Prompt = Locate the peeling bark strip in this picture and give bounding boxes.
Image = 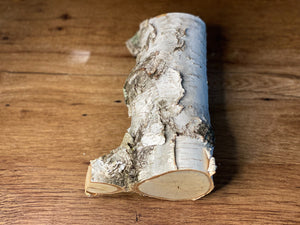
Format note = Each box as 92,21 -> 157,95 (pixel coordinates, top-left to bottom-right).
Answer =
85,13 -> 216,201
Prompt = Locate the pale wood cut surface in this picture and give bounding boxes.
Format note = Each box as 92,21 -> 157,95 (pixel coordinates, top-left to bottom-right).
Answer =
0,0 -> 299,224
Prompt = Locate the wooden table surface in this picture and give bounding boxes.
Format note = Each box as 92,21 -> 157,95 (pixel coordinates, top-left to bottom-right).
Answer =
0,0 -> 299,224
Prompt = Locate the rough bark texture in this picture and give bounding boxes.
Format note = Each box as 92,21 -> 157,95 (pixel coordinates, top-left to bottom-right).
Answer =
85,13 -> 216,200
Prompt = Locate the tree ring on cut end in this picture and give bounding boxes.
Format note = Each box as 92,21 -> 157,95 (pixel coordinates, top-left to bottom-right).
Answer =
85,165 -> 123,195
136,170 -> 213,201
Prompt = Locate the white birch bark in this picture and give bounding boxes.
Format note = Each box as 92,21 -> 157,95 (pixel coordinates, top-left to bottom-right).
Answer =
85,13 -> 216,200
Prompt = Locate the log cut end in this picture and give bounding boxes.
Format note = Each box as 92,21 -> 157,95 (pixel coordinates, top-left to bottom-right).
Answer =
136,170 -> 213,201
85,165 -> 123,196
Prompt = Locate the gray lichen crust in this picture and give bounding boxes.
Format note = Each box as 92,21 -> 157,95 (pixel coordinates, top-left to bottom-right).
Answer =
86,13 -> 216,199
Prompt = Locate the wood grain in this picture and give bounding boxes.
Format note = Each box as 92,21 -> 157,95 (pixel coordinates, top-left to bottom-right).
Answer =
0,0 -> 299,224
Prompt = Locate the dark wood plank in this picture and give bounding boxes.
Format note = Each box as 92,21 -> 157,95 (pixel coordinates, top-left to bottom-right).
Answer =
0,0 -> 299,224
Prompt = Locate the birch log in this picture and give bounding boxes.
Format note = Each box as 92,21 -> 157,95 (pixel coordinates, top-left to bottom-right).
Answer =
85,13 -> 216,201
